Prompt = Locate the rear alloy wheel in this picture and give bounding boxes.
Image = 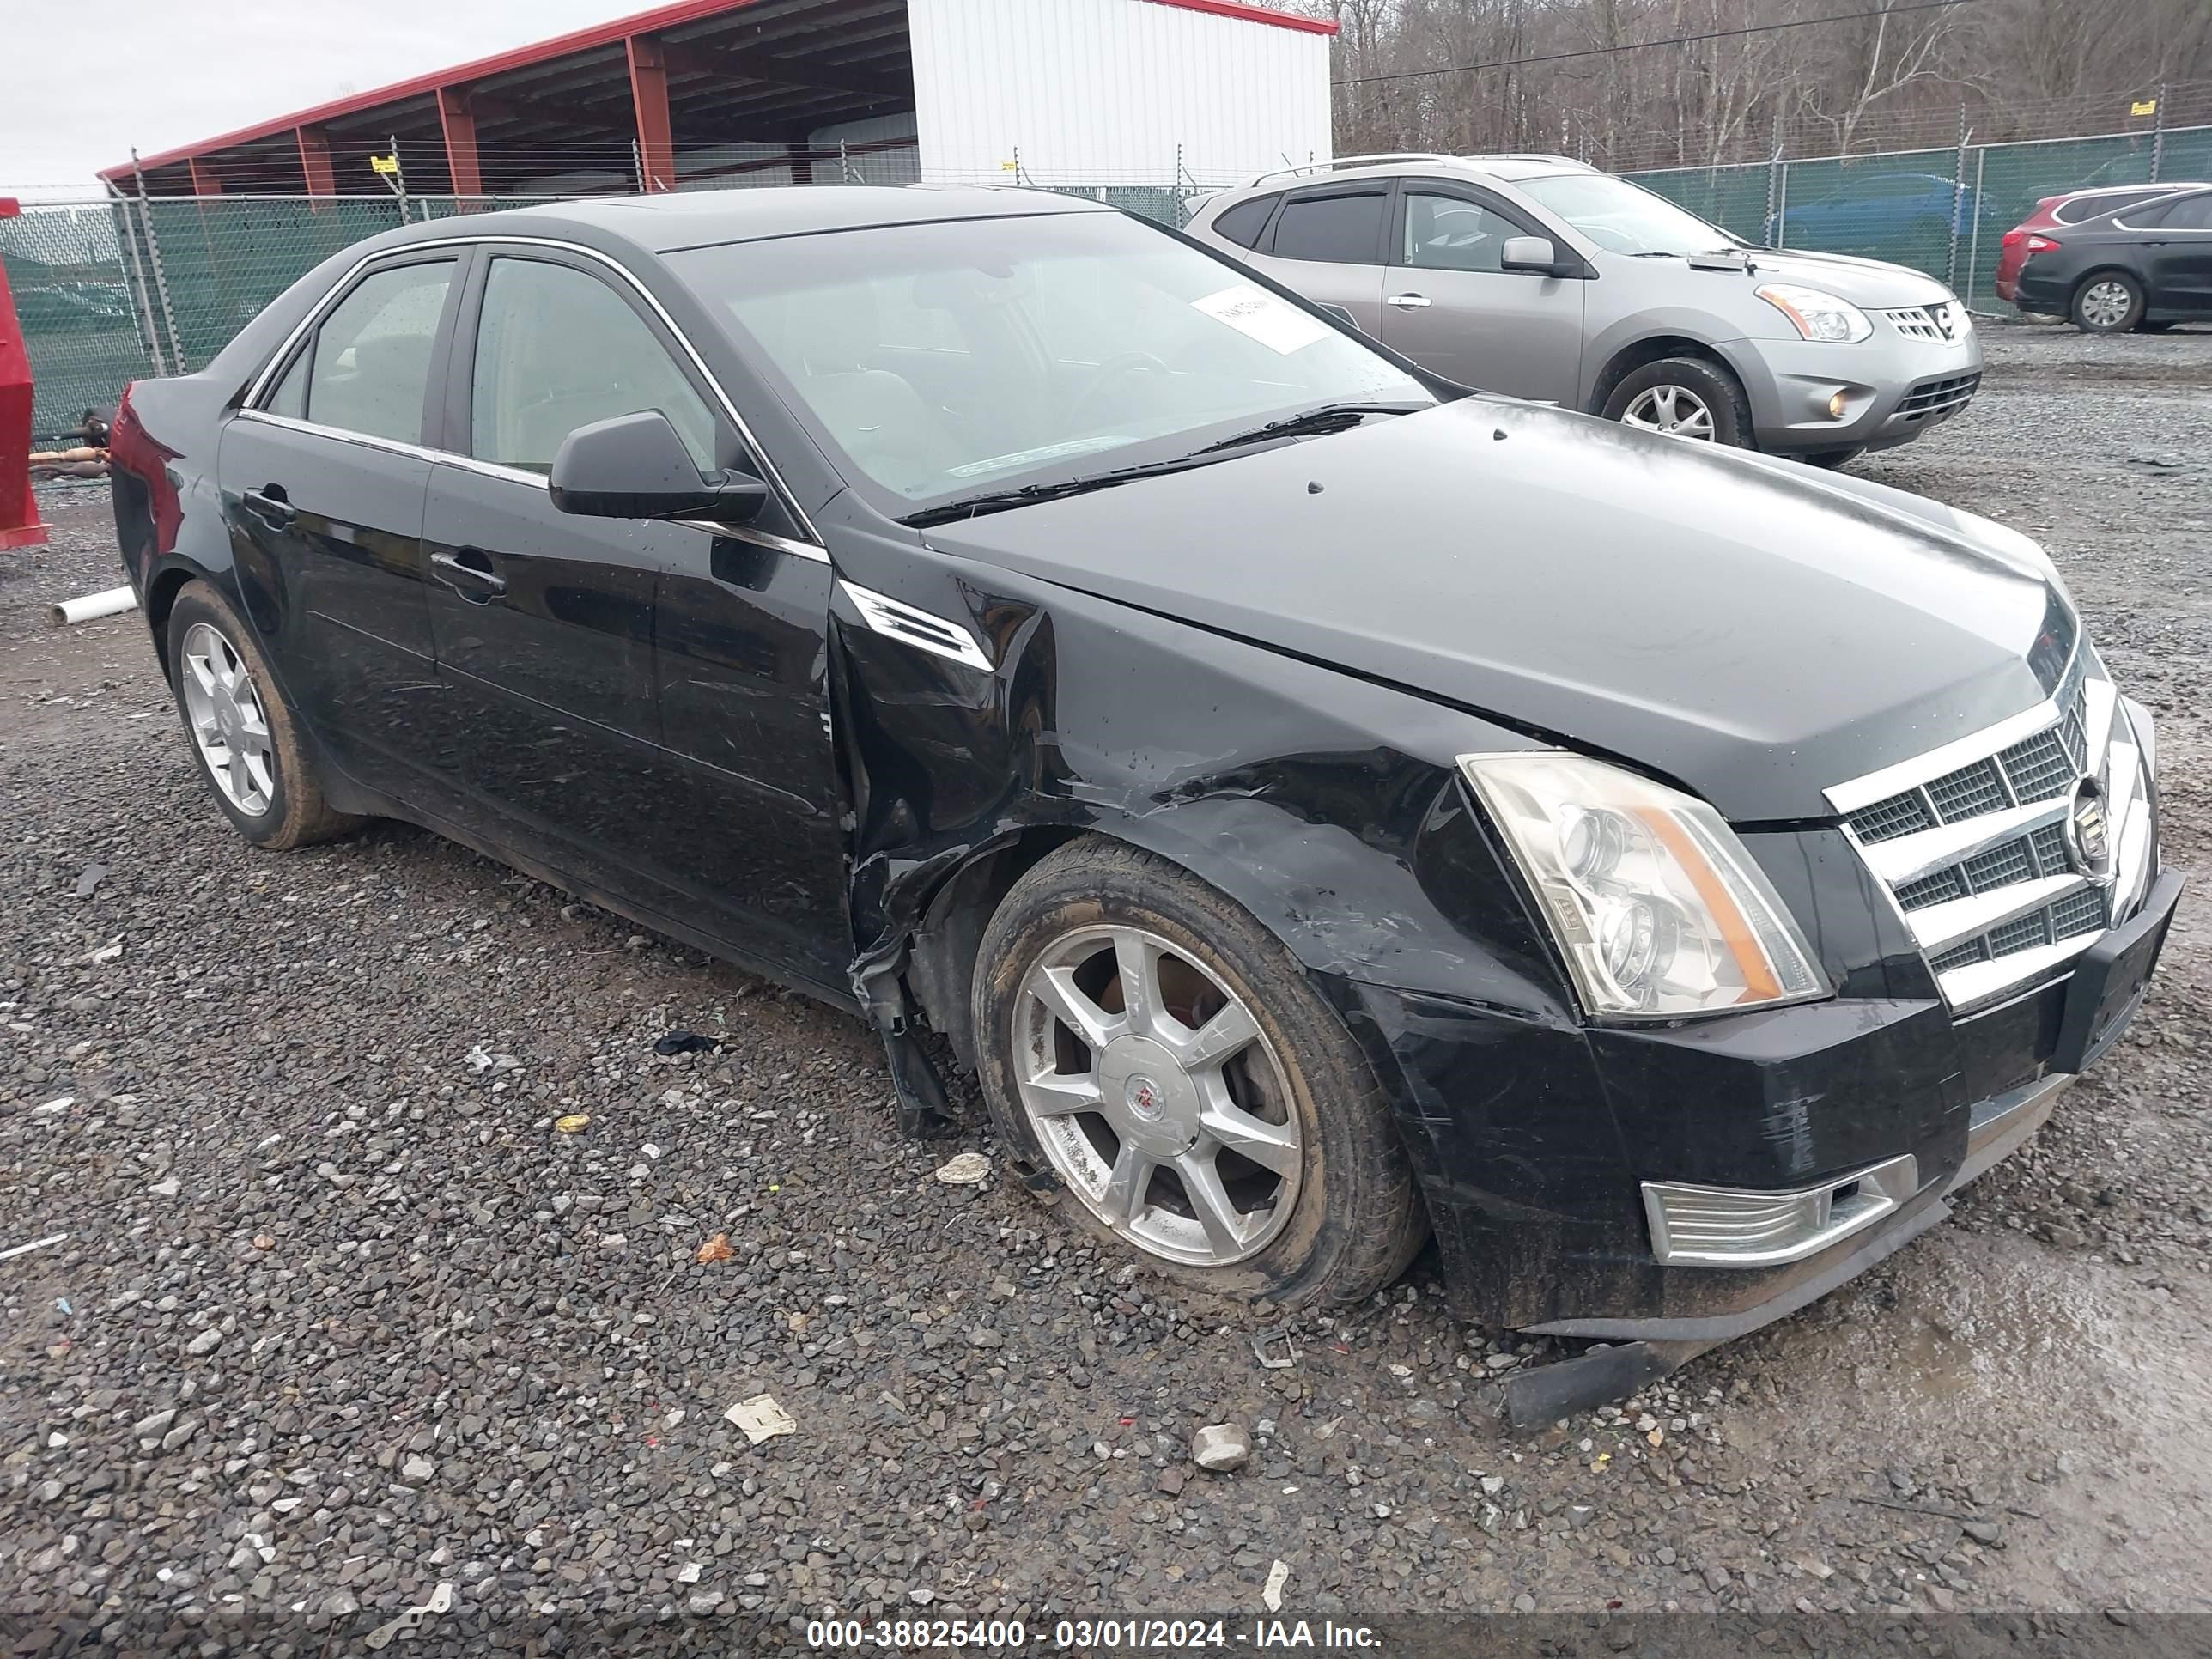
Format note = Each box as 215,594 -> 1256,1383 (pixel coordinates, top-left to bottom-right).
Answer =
2072,273 -> 2144,333
973,838 -> 1425,1306
167,580 -> 361,849
1601,356 -> 1751,447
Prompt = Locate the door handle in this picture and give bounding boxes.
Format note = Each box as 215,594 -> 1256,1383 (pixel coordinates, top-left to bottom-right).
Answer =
242,485 -> 295,529
430,548 -> 507,602
1386,292 -> 1432,310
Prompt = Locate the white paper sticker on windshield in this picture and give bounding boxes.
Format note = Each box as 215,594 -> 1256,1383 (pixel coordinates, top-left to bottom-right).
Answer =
1192,284 -> 1333,356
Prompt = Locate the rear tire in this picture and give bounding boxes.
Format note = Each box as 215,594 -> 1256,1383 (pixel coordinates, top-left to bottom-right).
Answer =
972,837 -> 1426,1308
2071,272 -> 2145,333
1601,356 -> 1752,447
167,580 -> 361,850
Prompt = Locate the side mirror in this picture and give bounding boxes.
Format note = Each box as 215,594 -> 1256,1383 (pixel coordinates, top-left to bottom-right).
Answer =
1500,235 -> 1576,278
550,410 -> 767,523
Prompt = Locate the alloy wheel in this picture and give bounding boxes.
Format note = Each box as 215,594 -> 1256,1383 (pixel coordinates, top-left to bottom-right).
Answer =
1620,383 -> 1717,439
2078,280 -> 2134,331
179,622 -> 276,817
1012,924 -> 1303,1267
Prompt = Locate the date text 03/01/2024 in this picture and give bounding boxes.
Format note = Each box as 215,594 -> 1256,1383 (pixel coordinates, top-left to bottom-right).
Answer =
803,1618 -> 1386,1650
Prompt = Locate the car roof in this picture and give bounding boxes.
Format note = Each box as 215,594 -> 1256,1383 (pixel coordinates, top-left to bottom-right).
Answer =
2059,180 -> 2209,197
387,185 -> 1109,256
1236,153 -> 1599,192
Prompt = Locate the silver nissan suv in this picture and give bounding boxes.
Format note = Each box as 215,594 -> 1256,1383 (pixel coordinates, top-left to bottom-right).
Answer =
1186,153 -> 1983,465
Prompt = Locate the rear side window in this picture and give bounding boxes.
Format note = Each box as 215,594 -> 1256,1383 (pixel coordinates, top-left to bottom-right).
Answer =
303,260 -> 454,444
1210,195 -> 1278,249
1270,191 -> 1386,264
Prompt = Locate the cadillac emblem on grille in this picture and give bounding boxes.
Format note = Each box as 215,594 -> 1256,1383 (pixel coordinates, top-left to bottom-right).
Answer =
2065,778 -> 2112,879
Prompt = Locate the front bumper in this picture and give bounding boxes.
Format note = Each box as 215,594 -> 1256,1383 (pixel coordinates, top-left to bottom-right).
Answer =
1348,866 -> 2181,1343
1718,328 -> 1984,454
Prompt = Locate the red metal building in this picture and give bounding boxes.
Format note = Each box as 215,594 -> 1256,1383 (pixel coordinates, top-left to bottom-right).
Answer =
99,0 -> 1335,200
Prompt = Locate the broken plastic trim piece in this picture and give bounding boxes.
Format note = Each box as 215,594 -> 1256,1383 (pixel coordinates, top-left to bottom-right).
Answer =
1498,1339 -> 1716,1430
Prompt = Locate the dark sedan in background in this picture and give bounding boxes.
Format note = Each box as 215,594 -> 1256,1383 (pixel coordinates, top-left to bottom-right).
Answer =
105,185 -> 2177,1413
2003,183 -> 2212,331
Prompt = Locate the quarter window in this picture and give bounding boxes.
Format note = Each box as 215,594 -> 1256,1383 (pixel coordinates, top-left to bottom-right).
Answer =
302,259 -> 454,443
469,258 -> 717,473
1269,191 -> 1386,264
1401,191 -> 1525,272
1210,195 -> 1279,250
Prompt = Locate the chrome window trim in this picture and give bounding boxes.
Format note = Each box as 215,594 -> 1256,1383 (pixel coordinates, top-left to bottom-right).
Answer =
232,409 -> 830,564
837,580 -> 994,672
237,232 -> 825,552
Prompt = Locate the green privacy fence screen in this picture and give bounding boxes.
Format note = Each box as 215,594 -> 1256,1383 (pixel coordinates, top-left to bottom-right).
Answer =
1,200 -> 156,443
1626,124 -> 2212,307
6,126 -> 2209,441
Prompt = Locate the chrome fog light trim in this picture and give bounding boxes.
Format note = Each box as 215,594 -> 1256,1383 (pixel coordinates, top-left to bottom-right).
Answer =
1643,1153 -> 1919,1267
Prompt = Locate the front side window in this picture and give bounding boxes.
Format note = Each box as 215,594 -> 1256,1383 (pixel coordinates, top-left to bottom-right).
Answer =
667,210 -> 1431,509
1270,190 -> 1386,264
1401,191 -> 1526,272
1516,173 -> 1738,258
303,259 -> 454,443
470,257 -> 717,473
2158,191 -> 2212,230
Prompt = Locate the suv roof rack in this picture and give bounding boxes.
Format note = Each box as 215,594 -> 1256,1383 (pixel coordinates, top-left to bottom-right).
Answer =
1246,153 -> 1456,186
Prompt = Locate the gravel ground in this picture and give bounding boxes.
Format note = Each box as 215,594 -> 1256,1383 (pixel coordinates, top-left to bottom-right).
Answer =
3,325 -> 2209,1647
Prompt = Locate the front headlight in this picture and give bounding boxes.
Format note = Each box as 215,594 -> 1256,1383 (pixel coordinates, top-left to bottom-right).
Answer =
1459,752 -> 1830,1018
1756,283 -> 1872,343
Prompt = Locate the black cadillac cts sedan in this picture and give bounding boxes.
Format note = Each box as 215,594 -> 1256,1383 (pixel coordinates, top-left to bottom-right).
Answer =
110,187 -> 2178,1378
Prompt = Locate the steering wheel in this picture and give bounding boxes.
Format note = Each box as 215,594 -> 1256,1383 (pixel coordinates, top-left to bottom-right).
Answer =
1067,350 -> 1173,427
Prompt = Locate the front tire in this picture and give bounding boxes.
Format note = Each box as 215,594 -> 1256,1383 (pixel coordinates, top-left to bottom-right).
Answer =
167,580 -> 360,849
2071,272 -> 2145,333
972,838 -> 1425,1307
1601,356 -> 1752,447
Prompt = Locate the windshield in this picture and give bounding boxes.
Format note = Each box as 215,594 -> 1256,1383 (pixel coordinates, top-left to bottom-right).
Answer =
1516,173 -> 1741,257
665,210 -> 1431,512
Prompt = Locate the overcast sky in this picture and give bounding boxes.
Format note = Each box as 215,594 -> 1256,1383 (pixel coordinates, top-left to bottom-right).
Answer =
3,0 -> 641,196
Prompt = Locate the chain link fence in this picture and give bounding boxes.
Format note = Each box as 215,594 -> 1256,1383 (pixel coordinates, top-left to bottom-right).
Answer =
0,200 -> 158,442
7,118 -> 2211,441
1626,123 -> 2212,307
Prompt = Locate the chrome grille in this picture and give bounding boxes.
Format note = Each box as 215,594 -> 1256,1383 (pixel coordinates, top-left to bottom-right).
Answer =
1881,304 -> 1957,339
1924,759 -> 2008,822
1829,664 -> 2158,1012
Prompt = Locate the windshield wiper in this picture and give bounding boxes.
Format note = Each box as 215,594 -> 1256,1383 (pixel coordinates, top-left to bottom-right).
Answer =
1188,400 -> 1425,457
902,453 -> 1224,526
902,403 -> 1427,526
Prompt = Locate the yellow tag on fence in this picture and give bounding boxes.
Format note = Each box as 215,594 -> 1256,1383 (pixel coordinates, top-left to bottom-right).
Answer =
370,154 -> 399,175
2131,99 -> 2158,117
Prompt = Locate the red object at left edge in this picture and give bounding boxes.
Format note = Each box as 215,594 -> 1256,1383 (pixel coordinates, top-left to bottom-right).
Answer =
0,196 -> 55,551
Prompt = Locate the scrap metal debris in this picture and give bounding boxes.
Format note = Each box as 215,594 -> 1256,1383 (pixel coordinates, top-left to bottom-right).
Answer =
696,1232 -> 735,1265
1251,1328 -> 1299,1370
1261,1559 -> 1290,1613
365,1582 -> 454,1650
0,1232 -> 69,1262
725,1393 -> 797,1445
933,1152 -> 991,1186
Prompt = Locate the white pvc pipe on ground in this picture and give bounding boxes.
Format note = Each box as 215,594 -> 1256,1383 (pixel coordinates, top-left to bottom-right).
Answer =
49,586 -> 138,628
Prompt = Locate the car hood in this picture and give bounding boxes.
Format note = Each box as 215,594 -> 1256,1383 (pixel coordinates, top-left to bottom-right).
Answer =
1741,246 -> 1956,305
920,400 -> 2072,821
